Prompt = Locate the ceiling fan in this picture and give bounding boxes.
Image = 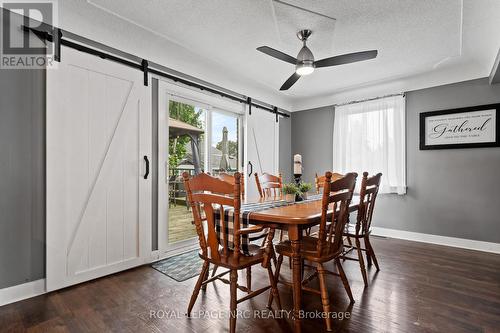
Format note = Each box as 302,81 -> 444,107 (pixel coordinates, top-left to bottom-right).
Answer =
257,29 -> 378,90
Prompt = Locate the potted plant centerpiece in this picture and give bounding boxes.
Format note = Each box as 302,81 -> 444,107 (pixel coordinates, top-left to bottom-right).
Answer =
282,183 -> 299,202
298,182 -> 313,200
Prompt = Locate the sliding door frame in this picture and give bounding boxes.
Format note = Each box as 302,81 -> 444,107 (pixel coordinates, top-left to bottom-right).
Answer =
156,79 -> 244,257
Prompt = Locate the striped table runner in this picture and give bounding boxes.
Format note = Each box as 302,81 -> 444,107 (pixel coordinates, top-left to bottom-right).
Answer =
214,193 -> 324,255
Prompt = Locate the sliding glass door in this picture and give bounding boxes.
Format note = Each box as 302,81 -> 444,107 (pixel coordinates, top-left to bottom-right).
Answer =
157,82 -> 243,255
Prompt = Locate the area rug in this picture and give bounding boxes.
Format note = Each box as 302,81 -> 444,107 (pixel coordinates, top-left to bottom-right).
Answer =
152,249 -> 206,282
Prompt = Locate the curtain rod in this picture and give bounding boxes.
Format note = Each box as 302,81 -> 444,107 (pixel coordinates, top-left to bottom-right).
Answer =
333,92 -> 405,107
23,25 -> 290,119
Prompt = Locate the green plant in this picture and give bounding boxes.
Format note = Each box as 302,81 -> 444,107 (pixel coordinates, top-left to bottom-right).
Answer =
168,100 -> 204,169
298,182 -> 313,194
282,183 -> 299,195
216,140 -> 238,158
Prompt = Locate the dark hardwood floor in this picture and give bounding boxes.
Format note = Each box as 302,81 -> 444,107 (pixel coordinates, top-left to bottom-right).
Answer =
1,237 -> 500,333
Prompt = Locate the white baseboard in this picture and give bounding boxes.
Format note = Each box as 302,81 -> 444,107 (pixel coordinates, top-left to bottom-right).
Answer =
1,245 -> 198,307
371,227 -> 500,254
0,279 -> 46,307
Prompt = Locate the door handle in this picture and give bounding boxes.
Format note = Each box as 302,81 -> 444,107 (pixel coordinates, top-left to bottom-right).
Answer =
144,156 -> 150,179
247,161 -> 253,177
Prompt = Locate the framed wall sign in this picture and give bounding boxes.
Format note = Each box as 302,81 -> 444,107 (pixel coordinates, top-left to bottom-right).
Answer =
420,103 -> 500,150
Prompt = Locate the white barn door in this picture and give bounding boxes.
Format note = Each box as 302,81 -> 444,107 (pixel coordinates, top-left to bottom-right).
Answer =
46,47 -> 151,291
245,109 -> 279,200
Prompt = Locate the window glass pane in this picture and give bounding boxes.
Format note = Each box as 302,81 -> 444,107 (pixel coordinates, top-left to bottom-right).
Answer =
210,111 -> 239,176
167,100 -> 205,244
168,100 -> 206,177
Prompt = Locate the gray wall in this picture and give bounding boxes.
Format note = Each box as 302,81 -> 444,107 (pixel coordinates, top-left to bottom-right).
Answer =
291,106 -> 334,184
0,11 -> 46,288
292,78 -> 500,243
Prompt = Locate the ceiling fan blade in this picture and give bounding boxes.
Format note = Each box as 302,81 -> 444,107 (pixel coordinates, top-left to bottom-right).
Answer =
314,50 -> 378,68
257,46 -> 297,65
280,73 -> 300,91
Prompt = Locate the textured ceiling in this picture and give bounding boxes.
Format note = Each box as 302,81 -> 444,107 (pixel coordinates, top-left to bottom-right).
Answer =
271,0 -> 337,54
86,0 -> 500,110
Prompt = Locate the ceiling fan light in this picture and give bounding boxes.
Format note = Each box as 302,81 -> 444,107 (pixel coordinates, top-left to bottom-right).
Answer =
296,62 -> 314,76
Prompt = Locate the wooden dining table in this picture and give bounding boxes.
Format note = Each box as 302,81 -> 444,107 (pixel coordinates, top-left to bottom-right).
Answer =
243,196 -> 359,333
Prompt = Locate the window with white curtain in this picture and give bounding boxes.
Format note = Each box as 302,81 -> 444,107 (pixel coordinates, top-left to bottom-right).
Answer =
332,95 -> 406,194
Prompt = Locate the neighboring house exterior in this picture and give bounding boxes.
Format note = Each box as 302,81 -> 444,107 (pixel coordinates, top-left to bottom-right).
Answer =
177,144 -> 238,173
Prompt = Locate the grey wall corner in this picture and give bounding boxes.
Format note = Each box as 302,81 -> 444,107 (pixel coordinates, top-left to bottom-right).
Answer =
489,48 -> 500,85
291,106 -> 335,184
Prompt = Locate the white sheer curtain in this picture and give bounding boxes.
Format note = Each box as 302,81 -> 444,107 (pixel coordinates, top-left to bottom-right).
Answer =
332,95 -> 406,194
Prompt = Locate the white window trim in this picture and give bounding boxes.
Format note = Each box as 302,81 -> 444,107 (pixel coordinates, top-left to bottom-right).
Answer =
156,79 -> 244,255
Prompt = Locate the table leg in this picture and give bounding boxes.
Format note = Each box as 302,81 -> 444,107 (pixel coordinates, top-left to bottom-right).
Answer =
289,225 -> 302,333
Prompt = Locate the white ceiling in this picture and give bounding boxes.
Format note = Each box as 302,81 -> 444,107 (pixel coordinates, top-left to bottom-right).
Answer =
86,0 -> 500,111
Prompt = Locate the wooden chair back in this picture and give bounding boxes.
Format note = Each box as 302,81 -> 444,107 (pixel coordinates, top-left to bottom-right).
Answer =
218,172 -> 245,199
183,172 -> 242,262
315,172 -> 344,193
254,172 -> 283,198
355,172 -> 382,235
316,172 -> 357,257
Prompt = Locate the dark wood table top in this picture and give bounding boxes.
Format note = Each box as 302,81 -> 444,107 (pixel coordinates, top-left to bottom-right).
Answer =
243,195 -> 359,226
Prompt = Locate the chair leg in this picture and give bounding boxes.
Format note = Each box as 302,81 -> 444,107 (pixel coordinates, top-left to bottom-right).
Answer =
317,263 -> 332,331
266,264 -> 282,310
335,258 -> 355,303
279,230 -> 284,242
268,254 -> 283,308
365,236 -> 380,271
272,249 -> 278,268
211,264 -> 219,277
187,261 -> 209,316
229,269 -> 238,333
201,263 -> 210,291
343,236 -> 352,262
355,237 -> 368,286
300,259 -> 305,280
246,267 -> 252,293
265,227 -> 278,268
260,234 -> 267,247
364,237 -> 372,268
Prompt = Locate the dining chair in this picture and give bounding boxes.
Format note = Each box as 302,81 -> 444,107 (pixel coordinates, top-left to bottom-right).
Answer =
255,172 -> 283,198
213,172 -> 266,291
315,172 -> 344,193
218,172 -> 245,200
272,172 -> 357,331
255,172 -> 287,243
341,172 -> 382,286
183,172 -> 281,333
307,172 -> 344,236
